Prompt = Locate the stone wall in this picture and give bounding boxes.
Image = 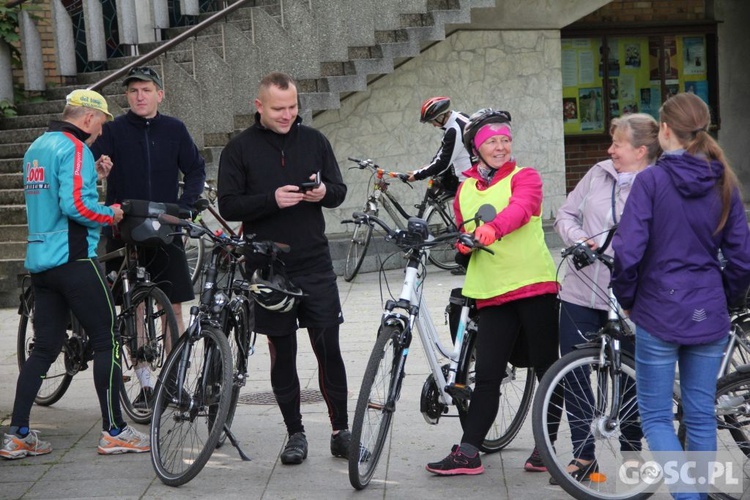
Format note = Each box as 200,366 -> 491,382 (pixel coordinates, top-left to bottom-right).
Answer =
314,29 -> 566,234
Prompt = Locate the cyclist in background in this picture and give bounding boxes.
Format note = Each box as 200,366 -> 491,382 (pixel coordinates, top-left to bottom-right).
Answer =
408,96 -> 471,194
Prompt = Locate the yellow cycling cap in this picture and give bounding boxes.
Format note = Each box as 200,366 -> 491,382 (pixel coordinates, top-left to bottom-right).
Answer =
66,89 -> 114,121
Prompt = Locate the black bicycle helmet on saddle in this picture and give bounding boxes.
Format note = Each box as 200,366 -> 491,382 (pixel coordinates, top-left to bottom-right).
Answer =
248,265 -> 304,313
462,108 -> 512,159
420,96 -> 451,123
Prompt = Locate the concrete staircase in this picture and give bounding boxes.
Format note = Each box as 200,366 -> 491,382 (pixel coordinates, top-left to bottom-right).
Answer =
0,0 -> 497,306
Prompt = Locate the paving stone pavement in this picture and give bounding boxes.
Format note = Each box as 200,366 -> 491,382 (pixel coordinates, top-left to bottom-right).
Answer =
0,263 -> 739,499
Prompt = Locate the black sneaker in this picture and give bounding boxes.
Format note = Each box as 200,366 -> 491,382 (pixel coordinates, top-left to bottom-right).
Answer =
524,446 -> 547,472
331,430 -> 371,461
330,430 -> 351,458
132,387 -> 154,410
280,432 -> 307,465
426,445 -> 484,475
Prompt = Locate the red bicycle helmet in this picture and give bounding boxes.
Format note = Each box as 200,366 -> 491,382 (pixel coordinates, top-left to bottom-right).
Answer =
420,96 -> 451,123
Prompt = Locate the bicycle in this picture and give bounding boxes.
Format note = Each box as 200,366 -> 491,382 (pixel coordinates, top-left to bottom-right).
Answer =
181,181 -> 244,285
531,230 -> 750,500
343,157 -> 460,281
345,206 -> 536,490
150,206 -> 284,487
17,204 -> 181,425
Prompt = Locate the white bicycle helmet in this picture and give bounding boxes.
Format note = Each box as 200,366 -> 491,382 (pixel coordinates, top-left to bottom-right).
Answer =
248,265 -> 304,313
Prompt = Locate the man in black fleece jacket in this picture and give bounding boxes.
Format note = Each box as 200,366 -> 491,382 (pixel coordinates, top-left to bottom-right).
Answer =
218,71 -> 350,465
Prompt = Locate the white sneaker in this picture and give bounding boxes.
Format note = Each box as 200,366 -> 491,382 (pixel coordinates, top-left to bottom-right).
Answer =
97,426 -> 150,455
0,430 -> 52,459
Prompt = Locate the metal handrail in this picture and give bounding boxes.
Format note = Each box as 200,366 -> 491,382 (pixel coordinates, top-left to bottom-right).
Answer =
88,0 -> 254,92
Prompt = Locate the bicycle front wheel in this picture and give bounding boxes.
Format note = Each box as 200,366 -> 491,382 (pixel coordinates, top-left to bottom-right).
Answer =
532,348 -> 652,500
344,220 -> 373,282
456,330 -> 535,452
184,234 -> 204,286
119,285 -> 180,424
17,287 -> 74,406
150,325 -> 233,487
349,325 -> 407,490
424,194 -> 459,271
716,369 -> 750,460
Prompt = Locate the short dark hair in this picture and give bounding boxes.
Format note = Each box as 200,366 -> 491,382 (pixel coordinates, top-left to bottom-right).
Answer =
259,72 -> 296,92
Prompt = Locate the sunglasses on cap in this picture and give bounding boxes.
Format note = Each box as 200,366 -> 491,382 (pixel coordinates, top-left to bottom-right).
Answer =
123,67 -> 163,88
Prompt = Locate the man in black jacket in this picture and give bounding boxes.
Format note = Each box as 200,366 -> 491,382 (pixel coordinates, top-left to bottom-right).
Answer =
92,66 -> 206,406
218,71 -> 350,465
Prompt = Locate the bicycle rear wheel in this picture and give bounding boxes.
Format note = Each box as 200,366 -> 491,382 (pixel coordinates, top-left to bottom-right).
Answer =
716,369 -> 750,460
344,219 -> 373,282
456,329 -> 536,452
17,286 -> 74,406
216,297 -> 253,448
119,285 -> 180,424
150,325 -> 233,487
424,194 -> 459,271
532,348 -> 652,500
349,325 -> 406,490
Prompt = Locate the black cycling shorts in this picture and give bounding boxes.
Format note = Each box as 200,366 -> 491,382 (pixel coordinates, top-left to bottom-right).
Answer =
253,269 -> 343,336
105,236 -> 195,304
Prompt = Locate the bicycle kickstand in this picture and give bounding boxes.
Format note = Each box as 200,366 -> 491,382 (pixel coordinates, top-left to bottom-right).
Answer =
223,424 -> 252,461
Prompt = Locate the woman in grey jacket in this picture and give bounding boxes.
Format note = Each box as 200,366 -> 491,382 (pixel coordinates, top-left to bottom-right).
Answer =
551,113 -> 660,482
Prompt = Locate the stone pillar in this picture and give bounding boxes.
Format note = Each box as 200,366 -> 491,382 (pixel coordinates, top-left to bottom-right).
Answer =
116,0 -> 139,45
180,0 -> 200,16
18,11 -> 45,92
51,0 -> 76,77
133,0 -> 156,44
152,0 -> 169,41
0,41 -> 13,104
83,0 -> 107,62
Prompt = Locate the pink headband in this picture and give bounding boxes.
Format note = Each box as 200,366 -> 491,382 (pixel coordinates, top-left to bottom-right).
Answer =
474,123 -> 512,149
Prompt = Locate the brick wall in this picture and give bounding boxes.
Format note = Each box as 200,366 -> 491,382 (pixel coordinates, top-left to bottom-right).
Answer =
563,0 -> 710,193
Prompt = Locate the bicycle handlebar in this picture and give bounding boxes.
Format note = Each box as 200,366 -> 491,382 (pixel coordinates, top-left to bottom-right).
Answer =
561,225 -> 617,271
348,157 -> 411,184
343,211 -> 494,255
157,213 -> 288,258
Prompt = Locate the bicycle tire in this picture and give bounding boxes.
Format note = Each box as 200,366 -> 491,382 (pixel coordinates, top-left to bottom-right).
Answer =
715,369 -> 750,460
532,348 -> 653,500
349,325 -> 406,490
150,325 -> 233,487
424,194 -> 459,271
17,287 -> 74,406
184,234 -> 204,285
456,328 -> 536,452
344,219 -> 374,282
217,297 -> 253,448
119,285 -> 180,424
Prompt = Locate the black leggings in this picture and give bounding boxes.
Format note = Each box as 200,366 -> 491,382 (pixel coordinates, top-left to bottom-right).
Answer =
461,293 -> 562,447
267,325 -> 348,435
12,259 -> 125,432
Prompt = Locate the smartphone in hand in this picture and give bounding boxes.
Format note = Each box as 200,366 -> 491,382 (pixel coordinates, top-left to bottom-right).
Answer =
297,171 -> 321,192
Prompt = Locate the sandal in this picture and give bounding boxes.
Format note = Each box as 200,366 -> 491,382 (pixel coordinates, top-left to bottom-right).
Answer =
549,458 -> 598,485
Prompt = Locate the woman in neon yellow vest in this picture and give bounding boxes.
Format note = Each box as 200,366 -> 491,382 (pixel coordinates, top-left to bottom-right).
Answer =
426,109 -> 560,476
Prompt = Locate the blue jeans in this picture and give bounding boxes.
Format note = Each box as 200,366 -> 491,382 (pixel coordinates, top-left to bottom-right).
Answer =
635,327 -> 727,500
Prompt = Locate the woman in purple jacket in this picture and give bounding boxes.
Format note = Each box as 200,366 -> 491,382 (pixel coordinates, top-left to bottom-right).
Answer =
612,92 -> 750,497
554,113 -> 660,482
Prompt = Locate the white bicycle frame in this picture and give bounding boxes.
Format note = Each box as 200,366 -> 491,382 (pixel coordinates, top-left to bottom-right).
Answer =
392,257 -> 470,408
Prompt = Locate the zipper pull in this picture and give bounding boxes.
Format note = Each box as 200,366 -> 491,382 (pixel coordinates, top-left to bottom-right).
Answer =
281,150 -> 285,167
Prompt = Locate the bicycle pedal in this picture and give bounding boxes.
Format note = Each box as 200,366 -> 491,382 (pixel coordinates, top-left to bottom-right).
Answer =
445,383 -> 472,401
